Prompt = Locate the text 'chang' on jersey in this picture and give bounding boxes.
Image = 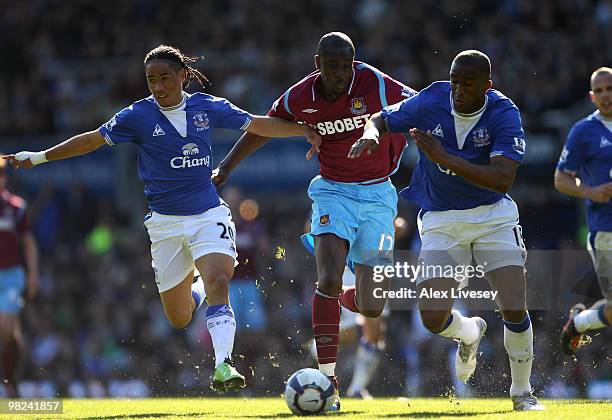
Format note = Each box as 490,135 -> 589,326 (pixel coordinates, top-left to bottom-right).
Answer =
99,92 -> 252,216
382,81 -> 526,211
269,61 -> 417,183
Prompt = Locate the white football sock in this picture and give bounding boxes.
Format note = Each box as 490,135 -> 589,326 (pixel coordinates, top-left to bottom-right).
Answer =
438,310 -> 480,344
319,363 -> 336,377
504,322 -> 533,396
205,304 -> 236,367
574,309 -> 606,333
348,339 -> 381,393
191,277 -> 206,312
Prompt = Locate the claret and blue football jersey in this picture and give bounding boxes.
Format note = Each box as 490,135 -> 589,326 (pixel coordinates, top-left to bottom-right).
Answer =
381,81 -> 526,211
557,111 -> 612,232
99,92 -> 252,216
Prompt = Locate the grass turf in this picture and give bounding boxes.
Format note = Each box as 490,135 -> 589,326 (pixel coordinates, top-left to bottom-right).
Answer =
0,397 -> 610,419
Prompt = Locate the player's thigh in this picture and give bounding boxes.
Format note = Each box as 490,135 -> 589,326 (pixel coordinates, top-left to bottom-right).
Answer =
145,213 -> 195,293
308,176 -> 359,250
159,270 -> 195,328
350,191 -> 396,266
0,312 -> 20,341
416,227 -> 471,285
314,233 -> 349,294
589,231 -> 612,305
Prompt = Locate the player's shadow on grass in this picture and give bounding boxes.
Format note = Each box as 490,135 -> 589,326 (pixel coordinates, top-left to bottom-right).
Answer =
381,411 -> 510,418
234,411 -> 365,418
81,413 -> 207,419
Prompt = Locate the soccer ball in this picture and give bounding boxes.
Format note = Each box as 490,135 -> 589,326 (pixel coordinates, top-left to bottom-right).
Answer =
284,368 -> 335,415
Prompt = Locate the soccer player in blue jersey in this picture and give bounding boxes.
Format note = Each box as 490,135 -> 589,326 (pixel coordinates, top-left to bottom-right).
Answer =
555,67 -> 612,355
3,45 -> 320,392
350,50 -> 544,411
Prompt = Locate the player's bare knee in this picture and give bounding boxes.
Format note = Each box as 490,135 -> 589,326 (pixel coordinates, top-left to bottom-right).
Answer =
166,311 -> 192,329
206,273 -> 231,297
501,309 -> 527,323
317,273 -> 342,296
420,310 -> 449,333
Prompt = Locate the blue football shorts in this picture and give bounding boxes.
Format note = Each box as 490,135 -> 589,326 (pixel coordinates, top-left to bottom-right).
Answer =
0,266 -> 26,314
306,175 -> 397,267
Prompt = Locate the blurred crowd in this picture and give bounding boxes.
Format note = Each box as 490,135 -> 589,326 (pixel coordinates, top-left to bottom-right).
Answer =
1,0 -> 611,135
0,0 -> 611,399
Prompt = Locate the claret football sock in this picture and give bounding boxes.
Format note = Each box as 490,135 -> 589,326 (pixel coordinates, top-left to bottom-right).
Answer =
339,286 -> 360,313
313,289 -> 341,377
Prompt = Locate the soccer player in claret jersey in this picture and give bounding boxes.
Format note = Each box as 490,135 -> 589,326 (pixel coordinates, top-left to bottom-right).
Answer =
0,157 -> 39,397
555,67 -> 612,355
351,50 -> 544,411
2,45 -> 320,393
213,32 -> 416,410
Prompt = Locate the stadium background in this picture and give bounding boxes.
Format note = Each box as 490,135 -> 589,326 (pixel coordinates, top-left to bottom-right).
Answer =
0,0 -> 610,399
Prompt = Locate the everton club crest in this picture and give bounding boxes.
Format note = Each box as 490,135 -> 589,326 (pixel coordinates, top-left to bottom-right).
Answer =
471,127 -> 491,147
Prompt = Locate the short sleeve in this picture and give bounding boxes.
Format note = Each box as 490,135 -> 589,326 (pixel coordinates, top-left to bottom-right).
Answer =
489,105 -> 526,164
267,91 -> 297,121
557,124 -> 588,174
384,75 -> 417,106
215,98 -> 253,131
98,105 -> 139,146
381,93 -> 421,133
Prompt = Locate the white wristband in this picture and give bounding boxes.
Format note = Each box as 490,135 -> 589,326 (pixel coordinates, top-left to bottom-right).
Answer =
15,151 -> 47,166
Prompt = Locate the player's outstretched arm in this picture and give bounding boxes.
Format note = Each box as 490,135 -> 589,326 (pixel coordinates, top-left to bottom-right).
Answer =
554,169 -> 612,203
2,130 -> 107,169
410,128 -> 518,193
348,112 -> 387,159
213,132 -> 272,187
247,116 -> 321,149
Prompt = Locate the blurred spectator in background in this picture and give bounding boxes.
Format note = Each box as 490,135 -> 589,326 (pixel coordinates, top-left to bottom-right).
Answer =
0,156 -> 39,397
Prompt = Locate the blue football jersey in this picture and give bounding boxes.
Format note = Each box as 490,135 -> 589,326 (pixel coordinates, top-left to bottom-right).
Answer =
99,92 -> 252,215
557,111 -> 612,232
381,81 -> 525,211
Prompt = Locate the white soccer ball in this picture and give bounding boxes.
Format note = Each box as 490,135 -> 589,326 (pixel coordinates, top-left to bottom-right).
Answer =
284,368 -> 335,415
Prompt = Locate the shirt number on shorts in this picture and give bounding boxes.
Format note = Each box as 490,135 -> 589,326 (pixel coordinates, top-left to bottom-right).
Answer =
513,225 -> 526,251
217,222 -> 235,241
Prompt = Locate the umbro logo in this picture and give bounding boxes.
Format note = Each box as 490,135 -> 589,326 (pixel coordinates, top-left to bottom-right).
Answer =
432,124 -> 444,138
153,124 -> 165,137
600,137 -> 611,148
316,336 -> 333,344
302,108 -> 318,113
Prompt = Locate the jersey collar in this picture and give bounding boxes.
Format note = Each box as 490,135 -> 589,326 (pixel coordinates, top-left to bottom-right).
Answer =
311,68 -> 356,102
156,92 -> 187,111
595,110 -> 612,123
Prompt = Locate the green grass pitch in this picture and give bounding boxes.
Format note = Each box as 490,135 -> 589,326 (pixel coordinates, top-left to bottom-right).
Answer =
1,397 -> 610,419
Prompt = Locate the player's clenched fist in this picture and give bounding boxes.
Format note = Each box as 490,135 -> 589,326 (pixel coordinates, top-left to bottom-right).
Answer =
1,152 -> 47,170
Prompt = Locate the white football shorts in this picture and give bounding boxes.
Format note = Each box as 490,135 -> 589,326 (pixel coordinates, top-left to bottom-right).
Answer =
144,203 -> 238,293
587,231 -> 612,304
416,197 -> 526,285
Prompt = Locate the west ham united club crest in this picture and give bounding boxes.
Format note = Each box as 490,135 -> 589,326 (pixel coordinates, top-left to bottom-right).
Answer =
193,112 -> 209,131
350,97 -> 367,115
471,127 -> 490,147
